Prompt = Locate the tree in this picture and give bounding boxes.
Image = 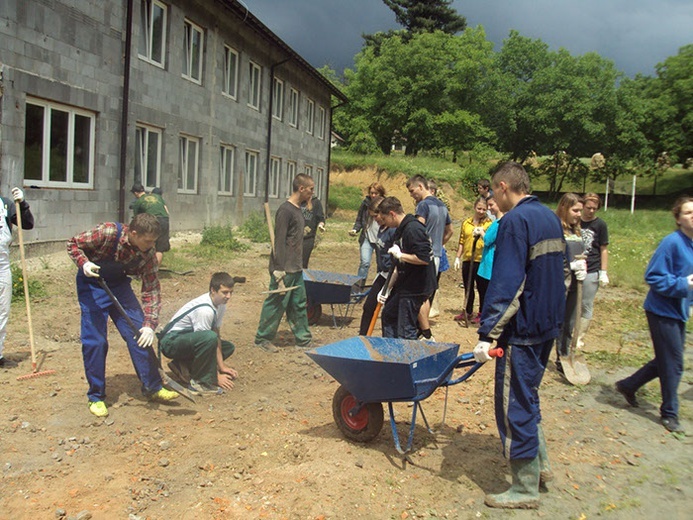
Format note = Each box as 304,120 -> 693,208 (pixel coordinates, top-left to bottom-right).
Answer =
382,0 -> 466,34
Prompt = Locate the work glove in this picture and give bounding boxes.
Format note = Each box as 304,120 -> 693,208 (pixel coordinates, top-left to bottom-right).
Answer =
599,270 -> 609,287
388,244 -> 403,260
377,287 -> 390,305
304,226 -> 311,236
453,257 -> 461,271
570,259 -> 587,281
473,226 -> 485,238
137,327 -> 155,348
318,222 -> 325,232
473,341 -> 493,363
11,187 -> 24,202
348,229 -> 358,237
83,261 -> 101,278
272,270 -> 286,283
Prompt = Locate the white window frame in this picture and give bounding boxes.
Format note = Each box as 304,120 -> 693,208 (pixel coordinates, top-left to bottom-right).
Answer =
135,124 -> 162,190
138,0 -> 167,68
288,88 -> 299,128
272,78 -> 284,120
23,98 -> 95,189
222,45 -> 239,99
285,160 -> 297,198
317,106 -> 326,140
219,144 -> 235,195
269,156 -> 282,198
306,98 -> 315,135
182,19 -> 204,83
315,167 -> 325,198
244,150 -> 259,196
178,134 -> 200,193
248,61 -> 261,110
305,165 -> 313,178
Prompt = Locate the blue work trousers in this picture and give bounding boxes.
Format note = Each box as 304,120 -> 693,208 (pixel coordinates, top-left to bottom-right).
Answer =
494,339 -> 554,460
77,273 -> 162,402
381,291 -> 428,339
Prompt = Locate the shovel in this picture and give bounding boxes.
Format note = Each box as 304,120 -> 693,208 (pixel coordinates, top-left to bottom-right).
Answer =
562,278 -> 591,385
365,259 -> 398,336
96,278 -> 197,403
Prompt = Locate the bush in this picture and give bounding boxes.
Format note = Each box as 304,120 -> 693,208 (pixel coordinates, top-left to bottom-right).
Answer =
238,212 -> 270,243
11,263 -> 46,303
200,225 -> 248,251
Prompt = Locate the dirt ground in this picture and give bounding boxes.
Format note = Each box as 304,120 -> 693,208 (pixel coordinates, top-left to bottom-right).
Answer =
1,175 -> 691,520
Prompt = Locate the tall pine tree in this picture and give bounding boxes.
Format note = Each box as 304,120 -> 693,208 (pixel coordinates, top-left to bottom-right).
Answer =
383,0 -> 466,34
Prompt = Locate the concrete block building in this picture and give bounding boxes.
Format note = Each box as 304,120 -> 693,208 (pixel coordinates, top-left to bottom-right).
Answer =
0,0 -> 345,244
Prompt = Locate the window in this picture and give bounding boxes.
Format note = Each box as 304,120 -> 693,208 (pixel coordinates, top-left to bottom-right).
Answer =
183,19 -> 204,83
244,150 -> 258,196
135,124 -> 162,190
272,78 -> 284,120
248,61 -> 261,110
317,106 -> 326,139
305,165 -> 313,177
219,144 -> 235,195
306,98 -> 315,135
288,88 -> 299,128
138,0 -> 167,67
24,98 -> 95,188
269,157 -> 281,198
222,45 -> 239,99
178,135 -> 199,193
285,160 -> 297,197
315,167 -> 325,197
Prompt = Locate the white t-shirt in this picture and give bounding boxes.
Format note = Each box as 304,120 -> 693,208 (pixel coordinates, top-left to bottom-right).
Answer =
168,293 -> 225,333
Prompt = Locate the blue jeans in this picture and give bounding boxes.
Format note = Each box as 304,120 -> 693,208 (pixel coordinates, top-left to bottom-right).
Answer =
581,271 -> 600,320
357,239 -> 375,282
619,311 -> 686,419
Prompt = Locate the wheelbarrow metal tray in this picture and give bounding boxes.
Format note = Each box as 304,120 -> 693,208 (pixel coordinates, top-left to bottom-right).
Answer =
306,337 -> 459,403
303,269 -> 364,305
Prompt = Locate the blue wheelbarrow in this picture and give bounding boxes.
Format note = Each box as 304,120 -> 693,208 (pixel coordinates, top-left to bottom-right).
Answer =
306,336 -> 503,454
303,269 -> 369,328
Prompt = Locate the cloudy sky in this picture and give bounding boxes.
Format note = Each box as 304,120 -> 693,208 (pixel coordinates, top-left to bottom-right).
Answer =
242,0 -> 692,78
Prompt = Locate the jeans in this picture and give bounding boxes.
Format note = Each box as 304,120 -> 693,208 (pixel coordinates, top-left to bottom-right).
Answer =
357,239 -> 375,282
581,271 -> 600,320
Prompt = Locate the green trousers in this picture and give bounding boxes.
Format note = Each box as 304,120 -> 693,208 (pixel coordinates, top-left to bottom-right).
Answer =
160,329 -> 235,386
255,271 -> 312,346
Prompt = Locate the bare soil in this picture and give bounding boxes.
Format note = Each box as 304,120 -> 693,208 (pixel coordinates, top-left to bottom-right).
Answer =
1,173 -> 691,519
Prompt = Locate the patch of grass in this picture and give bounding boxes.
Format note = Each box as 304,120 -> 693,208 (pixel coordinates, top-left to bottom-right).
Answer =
11,263 -> 46,302
327,184 -> 363,213
159,250 -> 196,273
237,211 -> 270,243
199,225 -> 248,253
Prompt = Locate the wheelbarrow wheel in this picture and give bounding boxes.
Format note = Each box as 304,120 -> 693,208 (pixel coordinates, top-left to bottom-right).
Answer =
332,385 -> 383,443
307,302 -> 322,325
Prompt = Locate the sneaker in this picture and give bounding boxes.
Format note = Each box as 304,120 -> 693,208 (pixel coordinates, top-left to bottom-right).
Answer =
422,336 -> 436,343
88,400 -> 109,417
615,380 -> 638,407
255,340 -> 279,353
149,388 -> 180,402
168,359 -> 191,385
188,379 -> 223,396
661,417 -> 684,433
296,340 -> 321,350
0,356 -> 5,367
471,313 -> 481,324
453,311 -> 467,322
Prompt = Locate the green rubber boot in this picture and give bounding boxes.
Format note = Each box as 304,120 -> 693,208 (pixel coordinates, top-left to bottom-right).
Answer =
485,457 -> 540,509
538,424 -> 554,488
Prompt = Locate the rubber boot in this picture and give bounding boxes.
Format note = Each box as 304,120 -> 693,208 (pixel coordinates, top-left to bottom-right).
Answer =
537,425 -> 553,489
576,318 -> 591,350
485,457 -> 540,509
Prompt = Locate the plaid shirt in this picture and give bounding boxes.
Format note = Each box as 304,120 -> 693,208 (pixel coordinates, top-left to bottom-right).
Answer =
67,222 -> 161,328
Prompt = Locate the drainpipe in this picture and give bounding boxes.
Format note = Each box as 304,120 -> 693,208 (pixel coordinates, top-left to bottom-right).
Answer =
264,57 -> 290,203
118,0 -> 134,222
325,99 -> 347,214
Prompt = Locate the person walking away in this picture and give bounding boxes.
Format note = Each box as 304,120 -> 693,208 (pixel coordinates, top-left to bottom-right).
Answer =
615,196 -> 693,434
375,197 -> 436,339
453,197 -> 492,323
254,174 -> 316,353
0,188 -> 34,367
349,183 -> 386,283
131,183 -> 170,265
475,195 -> 504,310
301,195 -> 325,268
554,193 -> 588,374
473,162 -> 565,509
67,213 -> 179,417
578,193 -> 609,350
159,272 -> 238,395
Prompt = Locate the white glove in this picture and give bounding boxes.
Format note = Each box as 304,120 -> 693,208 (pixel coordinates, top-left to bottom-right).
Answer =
473,341 -> 493,363
599,270 -> 609,287
688,274 -> 693,290
11,187 -> 24,202
377,287 -> 389,305
318,222 -> 325,232
83,261 -> 101,278
570,259 -> 587,281
137,327 -> 155,348
348,229 -> 358,237
272,270 -> 286,282
473,227 -> 485,238
453,257 -> 461,271
388,244 -> 403,260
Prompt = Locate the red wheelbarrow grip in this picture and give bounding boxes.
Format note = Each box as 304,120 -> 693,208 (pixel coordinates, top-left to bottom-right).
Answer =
489,347 -> 504,358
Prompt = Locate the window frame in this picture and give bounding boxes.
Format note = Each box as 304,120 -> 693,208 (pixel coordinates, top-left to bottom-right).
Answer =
272,78 -> 284,121
219,143 -> 235,195
285,160 -> 297,198
178,134 -> 200,194
244,150 -> 259,196
317,106 -> 326,140
306,98 -> 315,135
135,123 -> 163,191
222,45 -> 239,99
288,88 -> 299,128
248,61 -> 261,111
23,97 -> 96,189
315,167 -> 325,198
182,19 -> 204,84
138,0 -> 167,68
269,156 -> 282,198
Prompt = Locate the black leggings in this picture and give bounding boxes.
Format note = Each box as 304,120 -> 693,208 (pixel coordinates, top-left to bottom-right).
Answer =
461,261 -> 480,314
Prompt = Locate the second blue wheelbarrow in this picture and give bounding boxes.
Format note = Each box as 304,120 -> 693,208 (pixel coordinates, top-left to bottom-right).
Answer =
303,269 -> 369,328
306,336 -> 503,454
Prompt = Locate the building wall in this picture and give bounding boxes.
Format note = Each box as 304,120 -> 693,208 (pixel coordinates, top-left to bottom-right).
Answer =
0,0 -> 335,244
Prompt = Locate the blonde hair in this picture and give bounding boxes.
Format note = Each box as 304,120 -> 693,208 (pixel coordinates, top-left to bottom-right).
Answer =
555,193 -> 584,235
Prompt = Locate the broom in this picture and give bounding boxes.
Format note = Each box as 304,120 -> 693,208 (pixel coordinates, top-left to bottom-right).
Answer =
15,199 -> 55,380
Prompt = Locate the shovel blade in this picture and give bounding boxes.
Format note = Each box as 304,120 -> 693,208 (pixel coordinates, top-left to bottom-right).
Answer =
158,369 -> 197,403
562,354 -> 591,385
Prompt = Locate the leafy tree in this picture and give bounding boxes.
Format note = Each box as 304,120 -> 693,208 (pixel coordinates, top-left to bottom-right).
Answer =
383,0 -> 466,34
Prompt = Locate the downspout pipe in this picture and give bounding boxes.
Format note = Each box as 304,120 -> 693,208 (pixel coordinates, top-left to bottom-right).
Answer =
325,98 -> 348,213
118,0 -> 134,222
264,57 -> 291,203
